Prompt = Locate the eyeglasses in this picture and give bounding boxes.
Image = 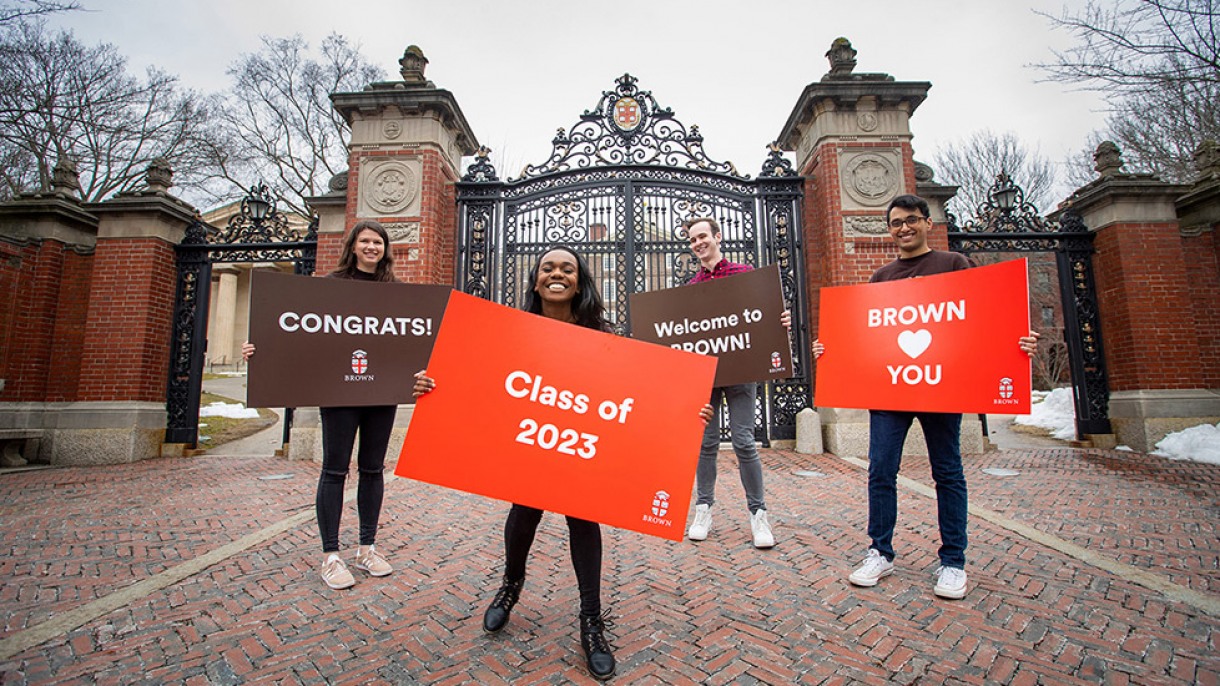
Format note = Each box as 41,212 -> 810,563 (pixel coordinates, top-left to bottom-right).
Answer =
888,215 -> 928,229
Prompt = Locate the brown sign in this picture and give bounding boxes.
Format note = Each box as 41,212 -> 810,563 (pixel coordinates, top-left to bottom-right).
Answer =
246,271 -> 451,408
629,263 -> 793,387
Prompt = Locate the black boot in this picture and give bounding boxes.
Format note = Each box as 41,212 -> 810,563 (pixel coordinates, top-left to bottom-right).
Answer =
482,576 -> 524,633
579,612 -> 616,681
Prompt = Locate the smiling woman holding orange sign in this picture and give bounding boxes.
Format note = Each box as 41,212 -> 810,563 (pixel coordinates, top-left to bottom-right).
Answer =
413,244 -> 712,682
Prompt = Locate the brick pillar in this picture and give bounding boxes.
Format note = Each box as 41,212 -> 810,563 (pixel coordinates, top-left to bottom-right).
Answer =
1176,140 -> 1220,391
65,173 -> 196,464
1056,142 -> 1219,451
0,167 -> 99,464
292,46 -> 481,462
775,38 -> 982,457
327,45 -> 479,284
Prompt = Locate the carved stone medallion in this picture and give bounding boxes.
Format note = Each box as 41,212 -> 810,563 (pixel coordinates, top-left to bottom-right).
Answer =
364,161 -> 418,215
856,112 -> 878,132
383,120 -> 402,140
841,152 -> 898,207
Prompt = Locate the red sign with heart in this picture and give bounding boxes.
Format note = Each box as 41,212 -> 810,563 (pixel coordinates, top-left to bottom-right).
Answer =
814,258 -> 1033,414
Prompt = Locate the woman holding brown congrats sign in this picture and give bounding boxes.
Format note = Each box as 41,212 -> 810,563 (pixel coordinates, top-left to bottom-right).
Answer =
243,220 -> 399,591
413,244 -> 713,682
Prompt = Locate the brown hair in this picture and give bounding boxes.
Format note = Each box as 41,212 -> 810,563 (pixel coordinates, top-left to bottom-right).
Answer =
330,220 -> 398,282
682,216 -> 721,236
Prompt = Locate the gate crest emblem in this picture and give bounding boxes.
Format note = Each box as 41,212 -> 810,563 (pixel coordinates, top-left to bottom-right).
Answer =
613,96 -> 641,131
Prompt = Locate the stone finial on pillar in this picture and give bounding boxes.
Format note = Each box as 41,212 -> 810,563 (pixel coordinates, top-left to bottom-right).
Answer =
145,157 -> 173,193
51,157 -> 81,197
1193,139 -> 1219,181
1093,140 -> 1125,177
399,45 -> 429,84
826,37 -> 857,76
327,170 -> 349,193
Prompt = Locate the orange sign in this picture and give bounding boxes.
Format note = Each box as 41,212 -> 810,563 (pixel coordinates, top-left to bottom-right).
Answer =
815,258 -> 1032,414
395,292 -> 718,541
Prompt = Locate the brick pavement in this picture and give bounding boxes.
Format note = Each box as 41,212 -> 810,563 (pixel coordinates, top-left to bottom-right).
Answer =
0,445 -> 1216,684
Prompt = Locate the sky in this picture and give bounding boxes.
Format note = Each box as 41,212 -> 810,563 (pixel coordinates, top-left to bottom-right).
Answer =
49,0 -> 1110,200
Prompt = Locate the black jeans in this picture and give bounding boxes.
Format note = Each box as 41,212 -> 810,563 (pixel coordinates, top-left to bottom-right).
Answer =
503,503 -> 603,617
316,405 -> 397,553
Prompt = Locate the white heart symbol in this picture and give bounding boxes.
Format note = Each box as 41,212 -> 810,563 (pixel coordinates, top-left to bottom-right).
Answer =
897,329 -> 932,359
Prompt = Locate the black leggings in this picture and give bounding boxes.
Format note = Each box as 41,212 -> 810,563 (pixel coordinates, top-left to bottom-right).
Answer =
503,504 -> 603,617
317,405 -> 397,553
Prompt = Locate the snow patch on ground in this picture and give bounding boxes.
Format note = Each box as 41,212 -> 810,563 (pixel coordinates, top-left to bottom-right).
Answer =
1015,388 -> 1219,464
200,402 -> 260,419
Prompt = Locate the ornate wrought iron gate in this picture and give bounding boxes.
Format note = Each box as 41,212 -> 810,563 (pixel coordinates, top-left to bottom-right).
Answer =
947,174 -> 1110,439
455,75 -> 811,442
165,185 -> 317,445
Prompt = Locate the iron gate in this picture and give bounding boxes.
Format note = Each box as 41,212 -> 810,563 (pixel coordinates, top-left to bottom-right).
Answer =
947,173 -> 1111,439
455,74 -> 811,441
165,185 -> 317,445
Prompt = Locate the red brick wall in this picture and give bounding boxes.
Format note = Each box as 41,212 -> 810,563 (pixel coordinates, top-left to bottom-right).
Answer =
77,238 -> 177,402
46,248 -> 92,401
0,239 -> 19,393
1182,227 -> 1220,387
316,232 -> 345,276
1092,222 -> 1204,390
2,240 -> 61,401
0,239 -> 95,403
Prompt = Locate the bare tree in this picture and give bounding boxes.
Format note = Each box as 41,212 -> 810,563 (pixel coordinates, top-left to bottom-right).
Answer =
931,130 -> 1058,218
1039,0 -> 1218,89
0,144 -> 35,200
0,20 -> 218,202
1104,77 -> 1220,181
1039,0 -> 1220,182
0,0 -> 80,24
201,33 -> 384,216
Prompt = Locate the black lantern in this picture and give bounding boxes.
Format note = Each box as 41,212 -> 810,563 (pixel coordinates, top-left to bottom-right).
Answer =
245,183 -> 273,222
990,172 -> 1019,213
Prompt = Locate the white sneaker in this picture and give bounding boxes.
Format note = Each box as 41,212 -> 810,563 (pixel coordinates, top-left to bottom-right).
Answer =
750,509 -> 775,548
848,548 -> 894,587
934,566 -> 968,599
687,504 -> 712,541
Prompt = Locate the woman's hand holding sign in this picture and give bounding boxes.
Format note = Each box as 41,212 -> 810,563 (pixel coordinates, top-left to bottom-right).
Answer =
412,369 -> 434,398
1019,331 -> 1040,355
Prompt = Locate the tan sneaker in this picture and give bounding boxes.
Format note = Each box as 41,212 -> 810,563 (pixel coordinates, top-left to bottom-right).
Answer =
354,545 -> 393,577
321,554 -> 355,590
